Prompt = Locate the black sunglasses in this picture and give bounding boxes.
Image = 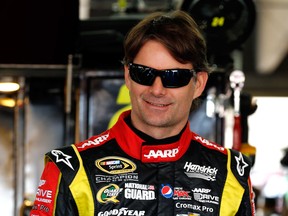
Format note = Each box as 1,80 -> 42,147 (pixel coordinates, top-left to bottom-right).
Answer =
128,63 -> 198,88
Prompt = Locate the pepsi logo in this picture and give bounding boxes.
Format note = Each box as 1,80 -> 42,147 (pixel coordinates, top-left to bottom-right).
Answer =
160,184 -> 173,199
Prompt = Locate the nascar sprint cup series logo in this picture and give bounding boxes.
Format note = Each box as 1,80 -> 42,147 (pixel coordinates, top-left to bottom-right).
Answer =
95,156 -> 136,175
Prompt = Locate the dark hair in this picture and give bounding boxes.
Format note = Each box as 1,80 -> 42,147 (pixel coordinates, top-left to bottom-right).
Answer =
123,10 -> 210,73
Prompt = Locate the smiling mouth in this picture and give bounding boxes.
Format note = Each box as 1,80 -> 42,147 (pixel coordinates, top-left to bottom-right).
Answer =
146,101 -> 170,107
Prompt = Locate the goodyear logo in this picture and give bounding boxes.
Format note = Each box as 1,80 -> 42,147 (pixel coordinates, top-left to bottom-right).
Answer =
95,156 -> 136,174
96,184 -> 123,204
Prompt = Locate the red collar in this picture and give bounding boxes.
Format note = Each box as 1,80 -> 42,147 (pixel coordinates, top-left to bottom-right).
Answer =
110,110 -> 193,163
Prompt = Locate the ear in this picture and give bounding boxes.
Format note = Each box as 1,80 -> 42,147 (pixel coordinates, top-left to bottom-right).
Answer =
193,72 -> 208,99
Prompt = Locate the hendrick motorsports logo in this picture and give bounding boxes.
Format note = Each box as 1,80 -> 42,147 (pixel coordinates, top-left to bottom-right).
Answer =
95,156 -> 136,174
96,184 -> 123,204
184,162 -> 218,181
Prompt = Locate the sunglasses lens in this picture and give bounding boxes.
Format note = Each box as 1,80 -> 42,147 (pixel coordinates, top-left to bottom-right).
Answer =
129,64 -> 156,86
128,63 -> 194,88
162,69 -> 192,88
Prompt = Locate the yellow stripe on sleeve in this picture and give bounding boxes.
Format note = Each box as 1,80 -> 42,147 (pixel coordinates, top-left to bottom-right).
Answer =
69,145 -> 95,216
220,149 -> 245,215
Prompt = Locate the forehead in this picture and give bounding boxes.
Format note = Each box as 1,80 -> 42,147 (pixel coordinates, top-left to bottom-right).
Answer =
133,40 -> 192,70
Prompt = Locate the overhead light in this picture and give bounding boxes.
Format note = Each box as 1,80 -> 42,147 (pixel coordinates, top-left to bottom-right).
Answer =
0,77 -> 20,92
0,98 -> 16,107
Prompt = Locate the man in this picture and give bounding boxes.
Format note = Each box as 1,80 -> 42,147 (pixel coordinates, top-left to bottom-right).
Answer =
30,10 -> 255,216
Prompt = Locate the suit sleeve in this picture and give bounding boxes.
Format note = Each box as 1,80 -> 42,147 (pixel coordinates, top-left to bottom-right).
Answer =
30,161 -> 78,216
229,149 -> 256,216
30,161 -> 61,216
236,177 -> 256,215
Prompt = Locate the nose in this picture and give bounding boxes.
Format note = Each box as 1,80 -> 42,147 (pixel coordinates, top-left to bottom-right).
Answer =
149,76 -> 166,96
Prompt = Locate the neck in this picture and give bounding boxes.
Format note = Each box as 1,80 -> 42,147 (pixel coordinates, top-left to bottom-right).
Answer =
129,115 -> 187,140
140,126 -> 183,140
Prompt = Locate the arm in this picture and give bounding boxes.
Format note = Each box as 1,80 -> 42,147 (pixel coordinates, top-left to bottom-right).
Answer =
30,161 -> 78,216
236,174 -> 256,216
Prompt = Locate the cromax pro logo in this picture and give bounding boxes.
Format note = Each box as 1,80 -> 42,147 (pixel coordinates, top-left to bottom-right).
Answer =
143,148 -> 179,159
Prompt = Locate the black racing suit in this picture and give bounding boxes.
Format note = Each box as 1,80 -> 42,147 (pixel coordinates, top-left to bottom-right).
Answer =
30,110 -> 255,216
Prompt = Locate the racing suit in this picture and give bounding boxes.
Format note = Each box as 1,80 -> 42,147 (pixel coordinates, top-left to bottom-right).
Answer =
30,110 -> 255,216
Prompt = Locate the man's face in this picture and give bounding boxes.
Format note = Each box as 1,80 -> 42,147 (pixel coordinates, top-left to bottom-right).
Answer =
124,40 -> 208,138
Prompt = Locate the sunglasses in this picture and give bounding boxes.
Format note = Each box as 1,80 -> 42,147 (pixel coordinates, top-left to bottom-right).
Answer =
128,63 -> 198,88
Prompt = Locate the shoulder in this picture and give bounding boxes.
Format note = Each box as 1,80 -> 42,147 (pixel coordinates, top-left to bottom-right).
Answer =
75,130 -> 112,152
45,130 -> 114,174
45,145 -> 80,184
191,133 -> 227,154
46,145 -> 79,170
191,133 -> 251,179
228,149 -> 251,180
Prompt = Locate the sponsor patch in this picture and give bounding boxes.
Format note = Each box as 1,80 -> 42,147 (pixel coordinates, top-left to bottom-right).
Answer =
96,184 -> 123,204
176,202 -> 214,213
30,162 -> 60,215
78,133 -> 109,149
173,187 -> 192,200
31,204 -> 50,213
143,148 -> 179,159
192,188 -> 219,205
176,213 -> 200,216
184,162 -> 218,181
160,184 -> 173,198
235,153 -> 249,176
95,173 -> 139,183
97,207 -> 145,216
194,136 -> 225,152
51,150 -> 74,170
95,156 -> 136,175
124,183 -> 156,200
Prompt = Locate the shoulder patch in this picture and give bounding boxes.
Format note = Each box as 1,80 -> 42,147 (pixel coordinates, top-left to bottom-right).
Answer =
76,131 -> 110,151
46,145 -> 80,185
229,149 -> 251,182
193,134 -> 226,153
